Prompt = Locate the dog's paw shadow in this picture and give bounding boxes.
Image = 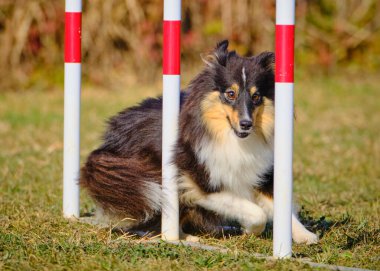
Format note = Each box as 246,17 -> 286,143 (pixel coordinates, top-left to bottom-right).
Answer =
297,207 -> 336,239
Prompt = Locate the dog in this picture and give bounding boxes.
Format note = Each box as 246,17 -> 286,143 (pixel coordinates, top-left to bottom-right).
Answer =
80,40 -> 318,244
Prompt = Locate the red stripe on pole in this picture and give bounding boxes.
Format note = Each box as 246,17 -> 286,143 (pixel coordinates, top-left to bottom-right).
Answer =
275,25 -> 295,83
163,20 -> 181,75
65,12 -> 82,63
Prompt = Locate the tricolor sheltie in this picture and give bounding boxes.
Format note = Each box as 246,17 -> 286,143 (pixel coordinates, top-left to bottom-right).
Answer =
80,40 -> 318,244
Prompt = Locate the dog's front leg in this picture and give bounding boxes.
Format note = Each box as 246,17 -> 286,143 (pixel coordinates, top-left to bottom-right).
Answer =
196,191 -> 267,235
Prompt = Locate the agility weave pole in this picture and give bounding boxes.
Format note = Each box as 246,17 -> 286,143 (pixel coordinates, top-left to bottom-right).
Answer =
273,0 -> 296,258
63,0 -> 82,218
161,0 -> 182,241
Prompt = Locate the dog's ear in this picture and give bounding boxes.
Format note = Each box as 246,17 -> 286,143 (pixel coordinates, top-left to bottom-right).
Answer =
201,40 -> 229,67
214,40 -> 229,66
256,51 -> 275,71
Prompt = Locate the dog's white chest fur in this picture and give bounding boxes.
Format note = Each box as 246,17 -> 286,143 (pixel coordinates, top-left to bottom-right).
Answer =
196,131 -> 273,200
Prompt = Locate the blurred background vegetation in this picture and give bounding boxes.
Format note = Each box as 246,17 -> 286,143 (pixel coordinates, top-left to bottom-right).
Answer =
0,0 -> 379,91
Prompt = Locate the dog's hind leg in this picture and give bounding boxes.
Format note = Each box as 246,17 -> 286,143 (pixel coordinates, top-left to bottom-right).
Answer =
80,150 -> 162,230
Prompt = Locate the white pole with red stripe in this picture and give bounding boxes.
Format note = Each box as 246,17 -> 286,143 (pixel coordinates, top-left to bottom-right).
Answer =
161,0 -> 181,240
63,0 -> 82,218
273,0 -> 295,258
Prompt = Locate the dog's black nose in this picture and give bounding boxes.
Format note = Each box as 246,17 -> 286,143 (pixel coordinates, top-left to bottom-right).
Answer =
240,120 -> 252,130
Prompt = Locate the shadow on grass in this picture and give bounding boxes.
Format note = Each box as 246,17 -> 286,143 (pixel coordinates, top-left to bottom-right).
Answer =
298,208 -> 380,250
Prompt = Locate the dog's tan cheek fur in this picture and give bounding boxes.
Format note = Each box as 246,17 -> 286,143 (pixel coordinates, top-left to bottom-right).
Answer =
228,106 -> 239,130
253,97 -> 274,142
201,92 -> 234,140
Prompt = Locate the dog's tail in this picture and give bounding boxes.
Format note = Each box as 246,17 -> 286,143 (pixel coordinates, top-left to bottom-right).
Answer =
80,150 -> 162,227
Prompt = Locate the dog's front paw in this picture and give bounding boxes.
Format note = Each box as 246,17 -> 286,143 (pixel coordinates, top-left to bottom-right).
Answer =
293,228 -> 319,244
243,222 -> 266,236
242,210 -> 267,236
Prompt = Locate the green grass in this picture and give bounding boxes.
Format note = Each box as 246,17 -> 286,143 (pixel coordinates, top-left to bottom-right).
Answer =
1,73 -> 379,270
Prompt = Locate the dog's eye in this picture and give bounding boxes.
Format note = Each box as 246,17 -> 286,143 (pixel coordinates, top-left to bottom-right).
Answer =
252,93 -> 262,105
225,90 -> 236,100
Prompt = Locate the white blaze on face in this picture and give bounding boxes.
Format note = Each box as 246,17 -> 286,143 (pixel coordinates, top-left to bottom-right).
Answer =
239,66 -> 252,126
242,66 -> 247,88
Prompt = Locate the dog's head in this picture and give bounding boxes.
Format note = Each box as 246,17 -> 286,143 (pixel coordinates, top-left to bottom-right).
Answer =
198,40 -> 274,142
